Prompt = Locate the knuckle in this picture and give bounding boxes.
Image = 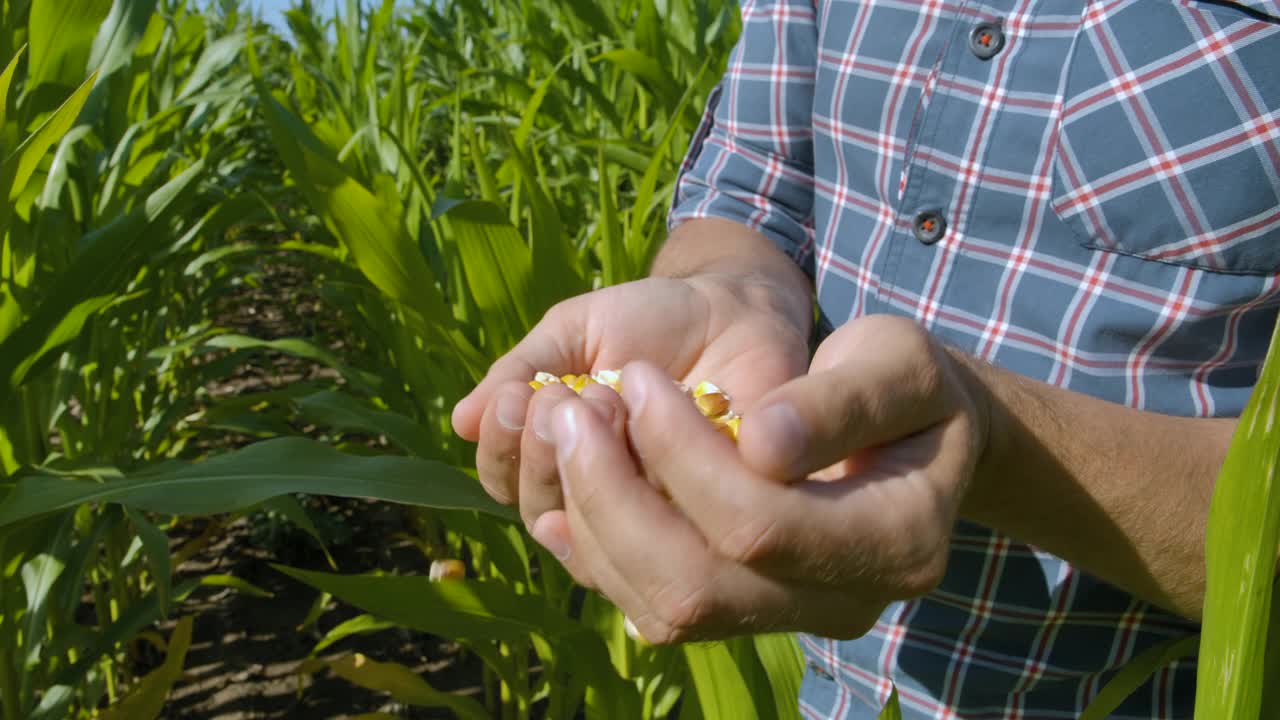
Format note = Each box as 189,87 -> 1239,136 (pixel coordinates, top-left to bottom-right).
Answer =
715,514 -> 780,566
648,576 -> 714,638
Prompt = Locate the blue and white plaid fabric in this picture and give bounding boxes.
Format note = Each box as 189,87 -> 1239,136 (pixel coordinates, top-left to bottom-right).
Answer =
668,0 -> 1280,717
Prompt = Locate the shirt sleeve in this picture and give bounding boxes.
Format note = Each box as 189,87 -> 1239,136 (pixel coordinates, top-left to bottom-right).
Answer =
667,0 -> 819,278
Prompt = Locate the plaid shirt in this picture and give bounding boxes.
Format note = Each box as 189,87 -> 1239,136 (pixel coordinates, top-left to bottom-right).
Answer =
668,0 -> 1280,717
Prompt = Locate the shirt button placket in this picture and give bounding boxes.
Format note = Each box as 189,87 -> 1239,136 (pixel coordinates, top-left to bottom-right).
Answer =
969,21 -> 1006,61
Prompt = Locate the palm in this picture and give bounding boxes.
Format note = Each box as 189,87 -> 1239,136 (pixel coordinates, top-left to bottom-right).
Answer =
580,276 -> 810,412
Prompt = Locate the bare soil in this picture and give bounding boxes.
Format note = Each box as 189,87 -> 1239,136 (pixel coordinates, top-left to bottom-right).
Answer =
149,248 -> 486,719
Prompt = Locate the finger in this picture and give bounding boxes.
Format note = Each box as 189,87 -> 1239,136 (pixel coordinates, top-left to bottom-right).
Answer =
474,382 -> 536,504
619,361 -> 799,571
737,315 -> 953,480
451,303 -> 587,442
526,508 -> 601,590
519,383 -> 623,532
553,395 -> 877,641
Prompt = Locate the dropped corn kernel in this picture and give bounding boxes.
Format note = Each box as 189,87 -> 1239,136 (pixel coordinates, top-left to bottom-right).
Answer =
529,369 -> 741,441
429,559 -> 466,581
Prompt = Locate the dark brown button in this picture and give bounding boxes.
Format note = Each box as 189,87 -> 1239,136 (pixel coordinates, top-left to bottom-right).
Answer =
970,22 -> 1006,61
913,210 -> 947,245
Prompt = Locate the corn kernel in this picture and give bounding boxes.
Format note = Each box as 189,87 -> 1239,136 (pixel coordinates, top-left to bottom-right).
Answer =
714,415 -> 741,441
593,369 -> 622,393
692,380 -> 721,398
429,559 -> 466,581
529,368 -> 739,441
695,391 -> 730,418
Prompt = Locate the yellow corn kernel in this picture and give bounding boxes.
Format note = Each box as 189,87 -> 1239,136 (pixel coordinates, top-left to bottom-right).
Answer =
695,391 -> 730,418
593,369 -> 622,394
530,368 -> 740,441
692,380 -> 721,398
429,559 -> 466,581
714,415 -> 741,441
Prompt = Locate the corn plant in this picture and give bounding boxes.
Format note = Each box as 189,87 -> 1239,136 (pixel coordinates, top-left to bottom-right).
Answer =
0,1 -> 285,716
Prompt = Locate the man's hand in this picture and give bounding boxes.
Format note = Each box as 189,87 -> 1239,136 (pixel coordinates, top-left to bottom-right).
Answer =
450,270 -> 811,576
543,315 -> 989,642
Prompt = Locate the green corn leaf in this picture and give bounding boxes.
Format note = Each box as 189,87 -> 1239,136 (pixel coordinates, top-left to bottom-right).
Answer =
86,0 -> 160,89
1079,634 -> 1198,720
594,49 -> 681,108
878,686 -> 902,720
199,334 -> 384,397
443,199 -> 534,352
277,565 -> 639,718
1195,319 -> 1280,718
293,391 -> 439,461
682,641 -> 761,720
0,158 -> 205,396
51,573 -> 258,688
311,613 -> 397,655
4,69 -> 98,203
123,507 -> 171,618
252,87 -> 449,326
497,128 -> 586,315
198,574 -> 274,599
627,55 -> 714,273
258,494 -> 336,569
596,147 -> 629,285
753,634 -> 804,720
176,32 -> 246,102
27,0 -> 111,90
0,437 -> 517,527
0,46 -> 25,132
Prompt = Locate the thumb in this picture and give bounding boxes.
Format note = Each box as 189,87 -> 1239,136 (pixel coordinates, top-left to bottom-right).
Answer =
736,316 -> 950,480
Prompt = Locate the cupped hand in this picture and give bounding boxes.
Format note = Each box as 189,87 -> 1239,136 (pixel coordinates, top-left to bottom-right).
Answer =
450,272 -> 812,578
545,315 -> 990,642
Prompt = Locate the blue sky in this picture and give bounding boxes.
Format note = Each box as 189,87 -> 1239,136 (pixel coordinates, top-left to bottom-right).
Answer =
250,0 -> 293,30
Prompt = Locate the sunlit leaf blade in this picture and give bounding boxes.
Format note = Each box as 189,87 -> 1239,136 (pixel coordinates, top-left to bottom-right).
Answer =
300,653 -> 488,720
444,200 -> 534,351
123,507 -> 171,618
682,642 -> 761,720
753,634 -> 804,720
1195,320 -> 1280,718
1079,634 -> 1198,720
26,0 -> 110,90
5,69 -> 98,202
0,437 -> 516,526
277,565 -> 639,717
312,614 -> 396,655
96,616 -> 193,720
877,686 -> 902,720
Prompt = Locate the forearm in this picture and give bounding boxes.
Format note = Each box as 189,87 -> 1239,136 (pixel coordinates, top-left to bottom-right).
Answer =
652,217 -> 815,335
958,356 -> 1234,621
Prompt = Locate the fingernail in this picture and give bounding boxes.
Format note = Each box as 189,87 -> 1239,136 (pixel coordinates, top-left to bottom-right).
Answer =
753,402 -> 807,475
621,364 -> 649,417
533,405 -> 554,442
552,403 -> 581,464
496,393 -> 526,431
531,513 -> 571,561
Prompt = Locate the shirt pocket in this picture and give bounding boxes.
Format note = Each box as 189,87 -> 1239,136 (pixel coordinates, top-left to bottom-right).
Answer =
1050,0 -> 1280,275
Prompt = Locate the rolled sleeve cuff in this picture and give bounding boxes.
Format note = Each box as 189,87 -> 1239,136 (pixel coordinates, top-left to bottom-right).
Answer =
667,83 -> 817,280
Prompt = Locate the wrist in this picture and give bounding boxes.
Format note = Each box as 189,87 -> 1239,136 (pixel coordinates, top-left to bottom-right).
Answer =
654,220 -> 814,335
942,349 -> 1007,519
